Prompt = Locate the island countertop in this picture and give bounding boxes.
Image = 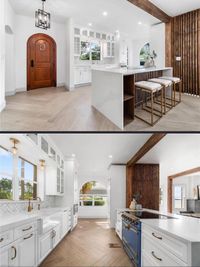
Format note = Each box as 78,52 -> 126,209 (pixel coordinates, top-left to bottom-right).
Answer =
118,208 -> 200,243
92,66 -> 173,76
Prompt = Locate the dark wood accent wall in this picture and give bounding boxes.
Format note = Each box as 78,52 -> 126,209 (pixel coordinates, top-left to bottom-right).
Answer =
126,164 -> 160,210
170,9 -> 200,96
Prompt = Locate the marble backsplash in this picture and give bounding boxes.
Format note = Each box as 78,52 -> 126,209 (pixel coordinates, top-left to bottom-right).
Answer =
0,196 -> 56,215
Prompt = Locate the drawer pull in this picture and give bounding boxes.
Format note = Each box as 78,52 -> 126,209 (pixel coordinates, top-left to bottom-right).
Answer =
22,226 -> 32,232
152,232 -> 162,240
151,251 -> 162,262
11,246 -> 17,260
23,234 -> 33,240
0,237 -> 4,242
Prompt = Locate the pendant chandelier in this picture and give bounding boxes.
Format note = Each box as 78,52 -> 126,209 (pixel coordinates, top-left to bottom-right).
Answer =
35,0 -> 51,30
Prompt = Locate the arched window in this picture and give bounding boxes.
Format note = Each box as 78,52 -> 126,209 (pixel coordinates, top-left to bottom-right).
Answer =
80,181 -> 107,207
140,43 -> 150,66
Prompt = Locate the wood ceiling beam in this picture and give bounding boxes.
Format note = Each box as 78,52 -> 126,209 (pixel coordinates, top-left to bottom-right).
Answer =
127,133 -> 166,167
127,0 -> 171,23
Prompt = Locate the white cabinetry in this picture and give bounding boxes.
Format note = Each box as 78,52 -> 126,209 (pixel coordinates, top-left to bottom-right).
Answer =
39,231 -> 53,263
103,41 -> 115,58
142,224 -> 188,267
0,221 -> 37,267
74,66 -> 91,86
61,209 -> 72,238
115,210 -> 123,240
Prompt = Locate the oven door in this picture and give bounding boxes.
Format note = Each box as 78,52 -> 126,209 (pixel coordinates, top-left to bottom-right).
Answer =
122,219 -> 141,267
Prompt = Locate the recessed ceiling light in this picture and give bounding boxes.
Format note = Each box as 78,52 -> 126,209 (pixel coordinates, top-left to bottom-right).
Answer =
103,11 -> 108,16
138,21 -> 142,25
88,23 -> 92,27
109,155 -> 113,159
72,154 -> 76,158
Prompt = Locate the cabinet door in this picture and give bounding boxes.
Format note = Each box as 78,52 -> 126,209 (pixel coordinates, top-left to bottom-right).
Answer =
0,245 -> 10,267
61,171 -> 64,194
39,231 -> 53,264
52,225 -> 61,248
74,37 -> 80,55
111,43 -> 115,57
107,42 -> 111,57
17,233 -> 36,267
57,168 -> 61,193
74,69 -> 81,85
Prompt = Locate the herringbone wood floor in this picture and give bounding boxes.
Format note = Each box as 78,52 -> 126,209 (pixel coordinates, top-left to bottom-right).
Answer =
40,219 -> 132,267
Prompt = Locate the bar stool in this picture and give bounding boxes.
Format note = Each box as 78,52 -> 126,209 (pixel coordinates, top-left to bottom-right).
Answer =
135,81 -> 164,126
148,78 -> 173,114
159,76 -> 182,107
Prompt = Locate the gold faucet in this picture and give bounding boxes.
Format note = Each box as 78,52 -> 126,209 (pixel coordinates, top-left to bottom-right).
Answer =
27,198 -> 33,212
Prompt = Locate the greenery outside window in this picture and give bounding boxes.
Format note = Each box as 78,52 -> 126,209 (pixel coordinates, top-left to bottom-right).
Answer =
80,41 -> 101,61
0,146 -> 13,200
18,158 -> 37,200
79,181 -> 107,207
140,43 -> 150,66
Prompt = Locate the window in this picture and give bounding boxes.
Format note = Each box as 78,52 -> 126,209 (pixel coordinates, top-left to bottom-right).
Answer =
173,184 -> 186,210
0,146 -> 13,200
79,181 -> 107,207
80,41 -> 101,61
18,158 -> 37,200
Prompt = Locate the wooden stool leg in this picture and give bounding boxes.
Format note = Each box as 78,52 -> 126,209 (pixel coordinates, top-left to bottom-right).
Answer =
161,87 -> 163,116
164,86 -> 166,114
179,81 -> 182,102
151,92 -> 153,126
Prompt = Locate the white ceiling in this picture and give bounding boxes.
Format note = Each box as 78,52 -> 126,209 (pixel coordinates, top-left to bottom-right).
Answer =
9,0 -> 160,38
50,134 -> 151,173
149,0 -> 200,17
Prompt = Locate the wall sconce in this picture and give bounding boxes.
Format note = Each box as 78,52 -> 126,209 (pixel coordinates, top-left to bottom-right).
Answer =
39,159 -> 46,170
10,138 -> 20,155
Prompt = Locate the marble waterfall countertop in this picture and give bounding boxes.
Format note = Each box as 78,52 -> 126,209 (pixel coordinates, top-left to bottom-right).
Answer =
0,207 -> 70,232
92,66 -> 173,76
120,208 -> 200,243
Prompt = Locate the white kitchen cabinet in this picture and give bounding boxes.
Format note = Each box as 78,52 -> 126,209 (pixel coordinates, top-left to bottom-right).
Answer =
115,210 -> 123,240
39,231 -> 53,263
46,164 -> 64,196
103,42 -> 115,58
17,233 -> 36,267
0,242 -> 19,267
74,67 -> 92,86
61,209 -> 71,238
74,36 -> 80,55
52,224 -> 61,248
142,224 -> 188,267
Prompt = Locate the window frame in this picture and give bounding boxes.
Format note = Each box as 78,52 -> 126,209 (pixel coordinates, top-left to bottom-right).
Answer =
18,156 -> 37,201
173,184 -> 186,211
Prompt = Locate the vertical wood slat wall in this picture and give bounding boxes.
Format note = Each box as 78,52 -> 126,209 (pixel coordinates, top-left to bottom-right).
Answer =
171,9 -> 200,96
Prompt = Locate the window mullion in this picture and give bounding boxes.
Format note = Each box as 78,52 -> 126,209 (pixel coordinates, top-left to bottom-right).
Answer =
13,154 -> 19,201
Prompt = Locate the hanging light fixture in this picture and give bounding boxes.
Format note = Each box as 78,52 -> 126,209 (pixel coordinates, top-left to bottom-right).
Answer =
35,0 -> 51,30
39,159 -> 46,170
10,138 -> 20,155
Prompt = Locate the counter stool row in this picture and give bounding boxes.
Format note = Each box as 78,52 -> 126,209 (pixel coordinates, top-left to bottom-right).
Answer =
135,76 -> 181,126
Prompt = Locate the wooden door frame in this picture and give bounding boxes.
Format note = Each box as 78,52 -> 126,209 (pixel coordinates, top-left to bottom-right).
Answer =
27,33 -> 57,91
168,167 -> 200,213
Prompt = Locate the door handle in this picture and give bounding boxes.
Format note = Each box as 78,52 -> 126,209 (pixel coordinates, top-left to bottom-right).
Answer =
11,246 -> 17,260
31,60 -> 34,67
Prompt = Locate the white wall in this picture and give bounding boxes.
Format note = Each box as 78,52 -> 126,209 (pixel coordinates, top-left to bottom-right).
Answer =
109,165 -> 126,228
5,0 -> 15,96
0,0 -> 6,111
14,14 -> 68,91
150,23 -> 165,68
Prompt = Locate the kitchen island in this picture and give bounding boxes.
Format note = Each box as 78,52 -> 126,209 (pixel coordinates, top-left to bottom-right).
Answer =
116,208 -> 200,267
92,67 -> 173,129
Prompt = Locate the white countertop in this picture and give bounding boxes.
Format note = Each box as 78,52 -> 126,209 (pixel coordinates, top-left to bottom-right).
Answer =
92,66 -> 173,76
0,207 -> 70,233
120,208 -> 200,243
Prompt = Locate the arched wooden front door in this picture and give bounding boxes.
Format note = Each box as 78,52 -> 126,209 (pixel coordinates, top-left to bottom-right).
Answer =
27,33 -> 57,90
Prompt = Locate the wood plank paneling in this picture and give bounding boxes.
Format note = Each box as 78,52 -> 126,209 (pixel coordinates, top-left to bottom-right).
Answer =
171,9 -> 200,96
126,164 -> 160,210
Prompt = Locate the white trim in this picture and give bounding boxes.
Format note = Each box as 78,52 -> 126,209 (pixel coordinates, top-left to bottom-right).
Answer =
0,100 -> 6,112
